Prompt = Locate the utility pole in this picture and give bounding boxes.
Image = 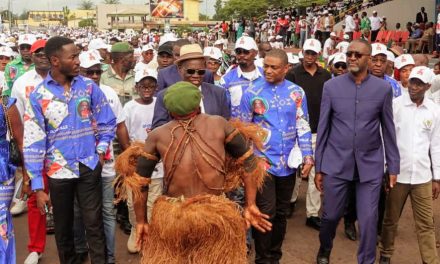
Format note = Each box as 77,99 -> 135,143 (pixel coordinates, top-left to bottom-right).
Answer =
8,0 -> 12,30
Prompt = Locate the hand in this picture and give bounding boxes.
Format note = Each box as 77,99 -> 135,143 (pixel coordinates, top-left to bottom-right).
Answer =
21,182 -> 32,200
243,204 -> 272,233
135,222 -> 149,249
99,153 -> 105,166
301,164 -> 313,179
388,174 -> 397,190
432,181 -> 440,200
35,191 -> 50,215
315,172 -> 324,193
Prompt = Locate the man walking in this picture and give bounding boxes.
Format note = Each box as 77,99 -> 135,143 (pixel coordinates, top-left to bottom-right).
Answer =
315,39 -> 400,264
240,49 -> 314,264
23,36 -> 116,264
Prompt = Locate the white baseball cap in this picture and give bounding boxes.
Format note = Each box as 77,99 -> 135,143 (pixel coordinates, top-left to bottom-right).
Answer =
214,39 -> 223,46
88,38 -> 107,50
79,50 -> 102,68
235,36 -> 258,51
142,43 -> 154,52
303,38 -> 322,53
268,36 -> 275,41
18,34 -> 36,46
332,52 -> 347,64
135,68 -> 158,83
276,35 -> 283,40
158,33 -> 178,47
0,46 -> 14,57
409,66 -> 434,84
394,54 -> 415,70
371,43 -> 387,57
204,46 -> 222,61
386,51 -> 395,62
287,53 -> 300,64
330,32 -> 337,37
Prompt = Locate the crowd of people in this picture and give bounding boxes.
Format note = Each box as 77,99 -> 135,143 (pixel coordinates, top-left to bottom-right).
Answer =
0,1 -> 440,264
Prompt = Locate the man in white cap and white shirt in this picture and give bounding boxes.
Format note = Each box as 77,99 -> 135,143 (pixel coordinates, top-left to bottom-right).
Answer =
379,66 -> 440,264
344,10 -> 356,40
220,36 -> 265,118
370,11 -> 382,42
134,43 -> 158,75
0,45 -> 14,92
286,38 -> 331,231
394,54 -> 415,95
336,34 -> 350,54
76,50 -> 130,261
3,33 -> 36,96
369,43 -> 401,98
385,50 -> 395,78
204,46 -> 224,85
322,32 -> 337,60
88,38 -> 110,66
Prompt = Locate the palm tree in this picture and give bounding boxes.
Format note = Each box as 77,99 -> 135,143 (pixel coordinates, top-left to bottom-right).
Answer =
79,0 -> 95,10
103,0 -> 120,4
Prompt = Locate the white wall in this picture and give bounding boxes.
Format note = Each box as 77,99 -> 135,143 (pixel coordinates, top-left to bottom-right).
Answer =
335,0 -> 435,31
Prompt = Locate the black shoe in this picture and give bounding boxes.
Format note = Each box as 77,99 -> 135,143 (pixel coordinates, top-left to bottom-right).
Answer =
316,248 -> 330,264
287,202 -> 296,218
77,252 -> 89,264
379,255 -> 390,264
46,211 -> 55,234
344,222 -> 357,241
306,216 -> 321,231
120,220 -> 132,235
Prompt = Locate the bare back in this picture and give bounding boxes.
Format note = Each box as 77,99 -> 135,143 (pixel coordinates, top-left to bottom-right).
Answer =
146,114 -> 232,198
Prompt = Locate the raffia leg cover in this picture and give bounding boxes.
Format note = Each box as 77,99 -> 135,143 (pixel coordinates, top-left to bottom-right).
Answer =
142,194 -> 247,264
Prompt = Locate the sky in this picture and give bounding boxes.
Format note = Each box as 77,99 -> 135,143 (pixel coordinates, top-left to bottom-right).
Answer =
2,0 -> 216,16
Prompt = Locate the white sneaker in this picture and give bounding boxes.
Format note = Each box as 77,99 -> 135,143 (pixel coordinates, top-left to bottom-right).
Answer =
127,229 -> 140,253
10,200 -> 27,216
24,252 -> 42,264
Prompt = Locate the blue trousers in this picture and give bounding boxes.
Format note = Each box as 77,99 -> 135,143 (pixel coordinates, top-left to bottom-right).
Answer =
0,167 -> 16,264
319,175 -> 381,264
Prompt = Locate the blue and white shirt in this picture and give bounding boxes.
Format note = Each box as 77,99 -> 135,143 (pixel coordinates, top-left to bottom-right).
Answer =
23,74 -> 116,190
239,79 -> 313,177
384,75 -> 402,98
219,65 -> 265,117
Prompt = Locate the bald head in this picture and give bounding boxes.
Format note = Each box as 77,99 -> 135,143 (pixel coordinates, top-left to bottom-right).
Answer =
412,54 -> 429,67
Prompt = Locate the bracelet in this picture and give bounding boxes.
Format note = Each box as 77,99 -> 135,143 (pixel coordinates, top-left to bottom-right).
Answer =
33,188 -> 44,193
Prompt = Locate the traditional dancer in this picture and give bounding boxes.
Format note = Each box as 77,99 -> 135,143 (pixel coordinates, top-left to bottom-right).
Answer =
115,81 -> 272,264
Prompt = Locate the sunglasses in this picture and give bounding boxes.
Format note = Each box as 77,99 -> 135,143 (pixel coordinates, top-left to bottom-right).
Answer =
346,51 -> 369,59
85,69 -> 103,76
334,62 -> 347,69
137,85 -> 156,91
0,55 -> 11,60
186,69 -> 206,75
235,48 -> 250,55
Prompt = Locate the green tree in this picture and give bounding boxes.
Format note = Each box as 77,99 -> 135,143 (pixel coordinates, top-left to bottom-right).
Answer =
62,6 -> 70,26
212,0 -> 225,21
79,18 -> 95,27
103,0 -> 120,4
18,9 -> 28,20
79,0 -> 95,10
220,0 -> 268,19
199,13 -> 211,21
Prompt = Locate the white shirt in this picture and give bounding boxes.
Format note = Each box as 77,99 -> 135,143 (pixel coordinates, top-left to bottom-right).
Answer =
336,41 -> 349,54
436,13 -> 440,34
323,38 -> 334,59
99,84 -> 125,178
123,98 -> 163,179
11,69 -> 44,118
370,16 -> 382,31
344,15 -> 356,33
393,93 -> 440,184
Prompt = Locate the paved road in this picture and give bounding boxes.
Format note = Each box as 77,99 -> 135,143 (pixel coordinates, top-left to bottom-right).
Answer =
13,180 -> 440,263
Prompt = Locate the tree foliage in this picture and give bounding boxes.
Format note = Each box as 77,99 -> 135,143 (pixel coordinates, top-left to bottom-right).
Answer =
219,0 -> 269,20
19,10 -> 29,20
103,0 -> 120,4
79,18 -> 95,27
79,0 -> 95,10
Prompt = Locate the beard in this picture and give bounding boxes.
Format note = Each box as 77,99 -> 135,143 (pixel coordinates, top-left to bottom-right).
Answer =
349,65 -> 360,74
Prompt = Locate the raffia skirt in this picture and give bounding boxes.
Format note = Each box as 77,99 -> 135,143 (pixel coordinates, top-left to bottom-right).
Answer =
141,194 -> 247,264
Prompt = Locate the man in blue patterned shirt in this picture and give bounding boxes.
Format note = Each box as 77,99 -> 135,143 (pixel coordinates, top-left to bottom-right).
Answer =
23,36 -> 116,264
239,49 -> 314,264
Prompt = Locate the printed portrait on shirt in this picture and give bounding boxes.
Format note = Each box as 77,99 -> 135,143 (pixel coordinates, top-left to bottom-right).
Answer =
9,66 -> 17,80
251,97 -> 268,115
76,98 -> 91,121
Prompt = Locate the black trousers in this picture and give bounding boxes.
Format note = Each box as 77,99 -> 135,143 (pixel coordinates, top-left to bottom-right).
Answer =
371,30 -> 380,42
49,162 -> 106,264
253,173 -> 296,264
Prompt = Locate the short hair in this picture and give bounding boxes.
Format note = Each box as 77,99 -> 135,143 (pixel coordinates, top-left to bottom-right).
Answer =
174,39 -> 191,48
110,37 -> 120,43
350,39 -> 372,54
265,49 -> 288,65
45,36 -> 74,61
435,61 -> 440,68
258,42 -> 272,49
